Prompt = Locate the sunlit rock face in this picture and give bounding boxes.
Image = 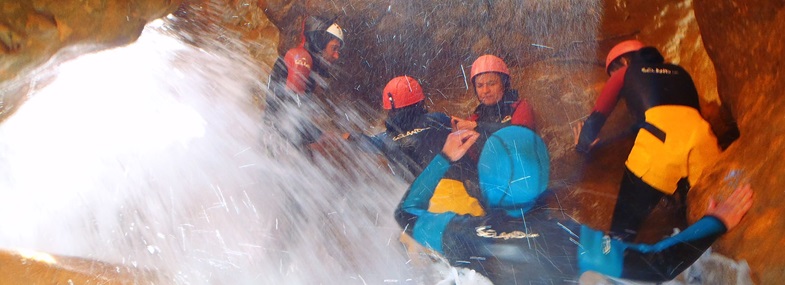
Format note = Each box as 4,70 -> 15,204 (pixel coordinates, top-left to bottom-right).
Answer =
692,1 -> 785,284
0,0 -> 182,120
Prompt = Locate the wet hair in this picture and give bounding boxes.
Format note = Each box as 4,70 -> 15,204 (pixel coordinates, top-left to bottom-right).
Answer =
633,47 -> 665,64
607,53 -> 633,74
304,15 -> 342,53
305,31 -> 340,53
385,101 -> 427,133
607,47 -> 665,73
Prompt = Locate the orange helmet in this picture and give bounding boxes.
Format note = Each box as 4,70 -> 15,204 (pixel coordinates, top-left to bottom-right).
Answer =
605,40 -> 645,74
382,76 -> 425,110
470,55 -> 510,83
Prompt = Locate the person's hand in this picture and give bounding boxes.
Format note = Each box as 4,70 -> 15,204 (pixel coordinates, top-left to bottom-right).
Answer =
572,121 -> 598,152
706,183 -> 754,230
442,130 -> 480,162
451,116 -> 478,131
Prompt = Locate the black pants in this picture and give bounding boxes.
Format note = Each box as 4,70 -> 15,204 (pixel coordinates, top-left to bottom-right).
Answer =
609,168 -> 688,242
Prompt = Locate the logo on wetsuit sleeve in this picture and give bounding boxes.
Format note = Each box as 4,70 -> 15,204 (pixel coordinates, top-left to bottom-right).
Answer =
641,67 -> 678,75
475,226 -> 539,240
392,127 -> 431,141
500,115 -> 512,123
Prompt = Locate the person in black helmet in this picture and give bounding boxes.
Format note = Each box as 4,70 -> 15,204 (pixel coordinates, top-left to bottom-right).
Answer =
266,14 -> 345,153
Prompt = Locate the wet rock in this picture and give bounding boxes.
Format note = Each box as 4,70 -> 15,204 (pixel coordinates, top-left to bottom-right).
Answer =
692,0 -> 785,283
0,0 -> 182,121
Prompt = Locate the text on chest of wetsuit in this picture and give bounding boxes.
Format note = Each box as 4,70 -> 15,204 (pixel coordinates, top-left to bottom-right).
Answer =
475,226 -> 540,240
640,67 -> 678,75
392,127 -> 431,141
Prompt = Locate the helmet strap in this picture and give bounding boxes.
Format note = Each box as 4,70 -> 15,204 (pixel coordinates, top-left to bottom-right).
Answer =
387,92 -> 396,111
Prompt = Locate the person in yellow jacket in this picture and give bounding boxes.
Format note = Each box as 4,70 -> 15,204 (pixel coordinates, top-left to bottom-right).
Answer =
574,40 -> 721,241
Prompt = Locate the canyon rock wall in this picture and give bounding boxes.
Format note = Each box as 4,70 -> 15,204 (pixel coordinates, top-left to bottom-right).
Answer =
1,0 -> 782,283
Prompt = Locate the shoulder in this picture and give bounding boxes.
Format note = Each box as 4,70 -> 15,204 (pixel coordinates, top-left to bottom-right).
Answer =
284,47 -> 313,67
668,63 -> 692,75
285,46 -> 311,58
426,112 -> 450,122
424,112 -> 452,127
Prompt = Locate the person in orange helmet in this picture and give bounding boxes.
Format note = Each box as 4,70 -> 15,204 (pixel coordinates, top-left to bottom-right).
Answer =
266,14 -> 345,152
573,40 -> 722,242
451,54 -> 535,133
344,76 -> 486,216
363,76 -> 462,183
451,54 -> 536,165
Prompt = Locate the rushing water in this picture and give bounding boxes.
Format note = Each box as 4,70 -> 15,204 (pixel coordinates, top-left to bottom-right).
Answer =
0,19 -> 473,284
0,2 -> 757,284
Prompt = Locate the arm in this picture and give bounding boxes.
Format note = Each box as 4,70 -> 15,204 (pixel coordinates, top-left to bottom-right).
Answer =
575,66 -> 626,153
623,184 -> 753,281
394,153 -> 455,253
579,184 -> 754,282
394,130 -> 480,253
283,47 -> 313,94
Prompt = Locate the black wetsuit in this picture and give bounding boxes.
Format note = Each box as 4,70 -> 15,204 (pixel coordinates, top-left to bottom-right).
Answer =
361,105 -> 453,182
577,48 -> 721,241
266,46 -> 330,149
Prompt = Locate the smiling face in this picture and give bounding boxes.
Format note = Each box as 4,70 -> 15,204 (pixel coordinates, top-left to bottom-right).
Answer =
474,72 -> 505,106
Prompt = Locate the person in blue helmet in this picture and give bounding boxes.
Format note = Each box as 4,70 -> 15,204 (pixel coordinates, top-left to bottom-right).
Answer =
395,126 -> 753,284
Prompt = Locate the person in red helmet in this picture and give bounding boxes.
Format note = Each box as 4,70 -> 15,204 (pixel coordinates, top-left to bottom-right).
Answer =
573,40 -> 722,242
369,76 -> 457,182
266,14 -> 345,151
451,54 -> 535,134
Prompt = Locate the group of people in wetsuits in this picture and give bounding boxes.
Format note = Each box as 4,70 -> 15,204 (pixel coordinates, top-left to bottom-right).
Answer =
266,15 -> 754,284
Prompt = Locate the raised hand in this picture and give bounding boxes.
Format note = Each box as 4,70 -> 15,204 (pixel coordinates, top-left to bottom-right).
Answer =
442,130 -> 480,162
706,183 -> 754,230
451,116 -> 478,131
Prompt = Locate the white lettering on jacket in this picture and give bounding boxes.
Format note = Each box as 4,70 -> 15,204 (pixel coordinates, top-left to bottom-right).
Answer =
392,127 -> 430,141
295,57 -> 311,69
641,67 -> 678,75
475,226 -> 540,240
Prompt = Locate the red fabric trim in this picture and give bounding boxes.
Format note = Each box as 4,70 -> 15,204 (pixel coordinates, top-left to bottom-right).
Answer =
592,66 -> 627,116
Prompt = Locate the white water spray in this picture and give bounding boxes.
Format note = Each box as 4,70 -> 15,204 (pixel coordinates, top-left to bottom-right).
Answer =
0,19 -> 440,284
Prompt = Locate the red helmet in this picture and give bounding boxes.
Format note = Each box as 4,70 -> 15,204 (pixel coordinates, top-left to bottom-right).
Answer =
382,76 -> 425,110
470,55 -> 510,83
605,40 -> 645,74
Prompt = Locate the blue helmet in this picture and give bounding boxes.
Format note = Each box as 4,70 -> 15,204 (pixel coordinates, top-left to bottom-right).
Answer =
477,126 -> 550,217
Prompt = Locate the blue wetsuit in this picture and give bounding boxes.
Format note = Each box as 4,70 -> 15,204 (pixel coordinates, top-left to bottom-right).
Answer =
396,126 -> 728,283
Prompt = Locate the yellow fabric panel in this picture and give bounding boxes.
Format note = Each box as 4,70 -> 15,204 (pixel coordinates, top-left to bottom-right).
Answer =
428,179 -> 486,216
625,106 -> 721,194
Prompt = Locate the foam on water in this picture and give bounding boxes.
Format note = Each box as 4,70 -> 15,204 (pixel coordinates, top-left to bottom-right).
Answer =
0,19 -> 436,284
